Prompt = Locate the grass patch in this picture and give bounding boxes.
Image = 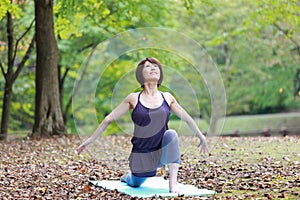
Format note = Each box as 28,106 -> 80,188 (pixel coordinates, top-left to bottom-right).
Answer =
169,112 -> 300,136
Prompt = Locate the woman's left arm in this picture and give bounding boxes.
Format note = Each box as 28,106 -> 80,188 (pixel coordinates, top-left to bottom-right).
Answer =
165,92 -> 209,154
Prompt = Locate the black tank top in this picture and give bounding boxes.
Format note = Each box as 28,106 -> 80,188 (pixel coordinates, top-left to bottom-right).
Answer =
131,92 -> 170,153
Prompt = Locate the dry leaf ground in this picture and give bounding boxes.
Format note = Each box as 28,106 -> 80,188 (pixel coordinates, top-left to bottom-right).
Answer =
0,135 -> 299,199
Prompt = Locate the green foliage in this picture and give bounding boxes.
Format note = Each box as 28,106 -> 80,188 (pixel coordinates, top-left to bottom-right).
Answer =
249,0 -> 300,29
0,0 -> 22,20
0,1 -> 35,135
227,64 -> 298,114
9,73 -> 35,132
176,0 -> 300,115
0,0 -> 10,20
1,0 -> 300,134
55,0 -> 181,134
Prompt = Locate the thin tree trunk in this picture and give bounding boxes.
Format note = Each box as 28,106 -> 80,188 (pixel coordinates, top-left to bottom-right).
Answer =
0,82 -> 12,141
0,10 -> 13,141
59,65 -> 70,123
0,7 -> 35,141
32,0 -> 66,138
62,46 -> 97,124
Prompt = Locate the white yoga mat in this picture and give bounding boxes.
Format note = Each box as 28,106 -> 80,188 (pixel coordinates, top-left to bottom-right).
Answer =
90,176 -> 216,198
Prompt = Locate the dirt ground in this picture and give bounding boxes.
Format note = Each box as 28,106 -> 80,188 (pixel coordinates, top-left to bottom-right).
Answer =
0,135 -> 299,199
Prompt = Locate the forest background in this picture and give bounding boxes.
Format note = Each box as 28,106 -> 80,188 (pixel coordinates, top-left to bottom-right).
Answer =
0,0 -> 300,140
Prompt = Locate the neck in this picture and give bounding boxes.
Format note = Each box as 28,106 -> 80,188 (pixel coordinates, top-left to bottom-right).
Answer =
143,82 -> 158,96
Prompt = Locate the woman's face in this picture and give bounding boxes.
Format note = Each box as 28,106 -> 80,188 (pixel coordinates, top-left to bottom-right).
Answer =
142,61 -> 161,84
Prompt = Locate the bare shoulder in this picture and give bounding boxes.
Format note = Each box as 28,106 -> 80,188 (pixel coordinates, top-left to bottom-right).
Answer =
162,92 -> 176,105
125,92 -> 139,108
123,93 -> 136,101
162,92 -> 175,99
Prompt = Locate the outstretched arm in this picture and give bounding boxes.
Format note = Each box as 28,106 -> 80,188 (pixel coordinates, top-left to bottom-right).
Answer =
77,93 -> 134,154
165,92 -> 208,154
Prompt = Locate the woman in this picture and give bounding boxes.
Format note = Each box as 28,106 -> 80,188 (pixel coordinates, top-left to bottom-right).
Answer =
77,57 -> 208,193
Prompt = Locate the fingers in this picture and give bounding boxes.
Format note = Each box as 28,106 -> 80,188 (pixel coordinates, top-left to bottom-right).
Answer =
76,148 -> 81,155
76,145 -> 85,155
198,138 -> 208,154
200,145 -> 209,154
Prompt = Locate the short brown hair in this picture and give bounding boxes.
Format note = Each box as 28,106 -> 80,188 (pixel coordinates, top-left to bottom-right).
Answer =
136,57 -> 163,87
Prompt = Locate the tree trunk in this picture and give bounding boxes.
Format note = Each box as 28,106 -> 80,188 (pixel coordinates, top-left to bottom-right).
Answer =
0,82 -> 13,141
31,0 -> 66,138
0,7 -> 35,141
0,11 -> 14,141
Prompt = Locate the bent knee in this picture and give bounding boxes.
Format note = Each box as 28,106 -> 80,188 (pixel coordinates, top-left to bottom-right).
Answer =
164,129 -> 178,138
126,174 -> 146,187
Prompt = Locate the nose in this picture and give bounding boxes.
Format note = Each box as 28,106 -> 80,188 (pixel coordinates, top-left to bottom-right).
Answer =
150,64 -> 157,70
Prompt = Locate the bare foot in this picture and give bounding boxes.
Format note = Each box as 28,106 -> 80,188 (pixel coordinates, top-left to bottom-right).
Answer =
169,180 -> 180,193
120,172 -> 130,183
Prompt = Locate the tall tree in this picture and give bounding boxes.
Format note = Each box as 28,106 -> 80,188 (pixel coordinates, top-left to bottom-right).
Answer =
0,1 -> 35,141
31,0 -> 66,138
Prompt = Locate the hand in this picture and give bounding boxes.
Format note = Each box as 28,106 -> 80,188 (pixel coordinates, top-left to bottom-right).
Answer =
199,143 -> 209,154
76,144 -> 86,155
198,136 -> 209,154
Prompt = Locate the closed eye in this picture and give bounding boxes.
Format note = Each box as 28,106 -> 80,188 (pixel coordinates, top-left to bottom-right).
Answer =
145,63 -> 158,68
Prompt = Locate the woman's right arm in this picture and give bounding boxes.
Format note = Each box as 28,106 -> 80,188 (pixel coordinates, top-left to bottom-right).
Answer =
76,93 -> 134,154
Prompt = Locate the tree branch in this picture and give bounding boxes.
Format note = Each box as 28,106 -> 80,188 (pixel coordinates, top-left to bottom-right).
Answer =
12,19 -> 35,64
273,23 -> 300,55
60,67 -> 70,87
7,11 -> 14,72
79,43 -> 96,52
63,44 -> 97,118
0,61 -> 7,80
12,34 -> 35,82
